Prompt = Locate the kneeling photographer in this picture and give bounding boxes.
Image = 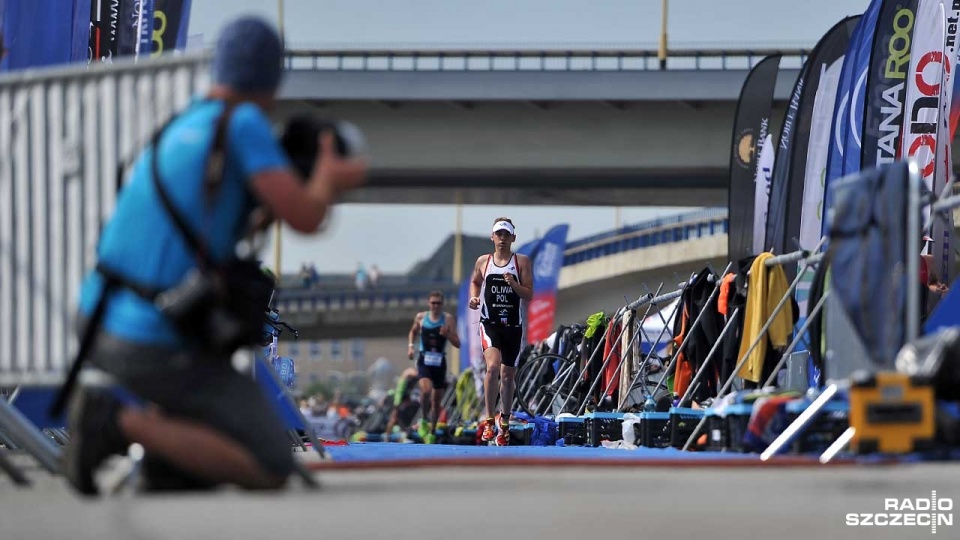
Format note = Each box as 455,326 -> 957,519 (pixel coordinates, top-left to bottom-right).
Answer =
61,16 -> 366,495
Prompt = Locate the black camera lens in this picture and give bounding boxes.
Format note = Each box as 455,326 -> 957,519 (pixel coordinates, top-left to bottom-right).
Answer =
279,114 -> 365,179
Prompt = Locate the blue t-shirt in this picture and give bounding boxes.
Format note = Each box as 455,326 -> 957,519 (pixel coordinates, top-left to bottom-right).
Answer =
77,99 -> 290,347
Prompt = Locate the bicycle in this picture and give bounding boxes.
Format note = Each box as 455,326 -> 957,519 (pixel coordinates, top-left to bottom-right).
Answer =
513,324 -> 586,417
261,308 -> 299,389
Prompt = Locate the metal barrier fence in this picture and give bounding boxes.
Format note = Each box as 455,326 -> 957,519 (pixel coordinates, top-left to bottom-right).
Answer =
275,284 -> 459,315
283,48 -> 809,72
0,53 -> 211,386
274,209 -> 728,311
563,208 -> 728,266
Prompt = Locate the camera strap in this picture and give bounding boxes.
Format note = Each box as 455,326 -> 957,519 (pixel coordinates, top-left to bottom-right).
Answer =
49,102 -> 239,418
150,101 -> 238,270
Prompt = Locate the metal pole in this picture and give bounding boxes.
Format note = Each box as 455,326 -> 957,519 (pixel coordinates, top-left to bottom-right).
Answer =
677,307 -> 740,408
907,161 -> 921,344
659,0 -> 669,70
761,292 -> 830,388
635,263 -> 732,412
0,398 -> 62,474
681,248 -> 824,449
272,0 -> 286,280
607,294 -> 683,411
579,283 -> 678,414
451,192 -> 463,376
760,383 -> 839,461
565,308 -> 629,415
819,426 -> 855,464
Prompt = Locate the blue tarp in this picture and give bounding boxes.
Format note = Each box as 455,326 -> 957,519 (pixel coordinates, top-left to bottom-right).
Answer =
827,161 -> 911,368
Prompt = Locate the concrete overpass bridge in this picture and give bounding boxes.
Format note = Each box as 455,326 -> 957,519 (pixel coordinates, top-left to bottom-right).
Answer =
274,208 -> 728,340
273,48 -> 809,207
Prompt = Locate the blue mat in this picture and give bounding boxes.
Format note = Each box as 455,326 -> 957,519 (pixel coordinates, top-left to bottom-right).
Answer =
323,442 -> 760,463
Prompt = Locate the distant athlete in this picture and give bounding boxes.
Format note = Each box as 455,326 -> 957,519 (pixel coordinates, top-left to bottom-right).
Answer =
468,218 -> 533,446
408,291 -> 460,444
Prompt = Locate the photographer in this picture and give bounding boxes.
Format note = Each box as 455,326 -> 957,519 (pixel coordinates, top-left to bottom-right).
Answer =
64,16 -> 366,494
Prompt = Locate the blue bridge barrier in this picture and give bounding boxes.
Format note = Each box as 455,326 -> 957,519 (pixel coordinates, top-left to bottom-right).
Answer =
276,207 -> 728,310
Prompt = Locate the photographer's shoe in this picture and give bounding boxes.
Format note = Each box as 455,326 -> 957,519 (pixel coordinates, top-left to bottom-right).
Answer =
64,389 -> 129,496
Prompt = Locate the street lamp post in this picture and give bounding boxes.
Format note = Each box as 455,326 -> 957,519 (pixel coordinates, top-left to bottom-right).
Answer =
273,0 -> 285,277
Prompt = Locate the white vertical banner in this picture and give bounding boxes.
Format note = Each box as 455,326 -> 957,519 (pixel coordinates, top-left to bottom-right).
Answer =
936,2 -> 960,284
800,57 -> 846,250
901,1 -> 947,216
753,134 -> 775,254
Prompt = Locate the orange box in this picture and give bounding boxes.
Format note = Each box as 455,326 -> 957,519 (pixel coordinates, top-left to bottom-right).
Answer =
849,371 -> 936,455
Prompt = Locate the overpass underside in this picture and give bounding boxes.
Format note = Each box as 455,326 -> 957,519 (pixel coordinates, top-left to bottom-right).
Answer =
274,69 -> 796,207
273,99 -> 741,207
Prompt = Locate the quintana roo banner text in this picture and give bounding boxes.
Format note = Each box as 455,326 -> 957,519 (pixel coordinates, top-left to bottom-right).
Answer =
728,55 -> 782,261
861,0 -> 920,170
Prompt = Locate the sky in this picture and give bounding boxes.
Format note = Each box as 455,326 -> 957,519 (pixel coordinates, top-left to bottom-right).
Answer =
187,0 -> 871,274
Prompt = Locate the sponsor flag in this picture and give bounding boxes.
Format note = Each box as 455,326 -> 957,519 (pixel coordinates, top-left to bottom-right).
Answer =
862,1 -> 921,170
137,0 -> 156,58
754,134 -> 775,254
766,17 -> 860,260
728,55 -> 782,260
457,276 -> 482,374
525,224 -> 569,343
150,0 -> 193,57
949,0 -> 960,137
89,0 -> 124,63
822,1 -> 884,237
938,1 -> 960,285
119,0 -> 142,57
900,1 -> 947,266
1,0 -> 91,70
800,57 -> 846,250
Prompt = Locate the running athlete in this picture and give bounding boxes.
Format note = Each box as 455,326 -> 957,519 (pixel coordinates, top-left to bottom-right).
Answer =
468,218 -> 534,446
407,291 -> 461,444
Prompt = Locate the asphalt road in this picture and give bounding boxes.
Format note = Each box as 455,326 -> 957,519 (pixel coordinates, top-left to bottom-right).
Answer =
1,452 -> 956,540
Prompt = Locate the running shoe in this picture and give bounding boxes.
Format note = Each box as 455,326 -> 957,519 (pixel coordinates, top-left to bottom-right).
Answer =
494,414 -> 510,447
417,419 -> 430,440
480,417 -> 496,442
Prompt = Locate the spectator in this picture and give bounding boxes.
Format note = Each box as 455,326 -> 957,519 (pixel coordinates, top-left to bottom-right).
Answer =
299,263 -> 311,288
355,263 -> 368,290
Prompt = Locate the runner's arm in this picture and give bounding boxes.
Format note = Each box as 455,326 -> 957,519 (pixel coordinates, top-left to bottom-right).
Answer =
445,312 -> 461,348
407,313 -> 422,359
469,256 -> 485,299
507,254 -> 534,300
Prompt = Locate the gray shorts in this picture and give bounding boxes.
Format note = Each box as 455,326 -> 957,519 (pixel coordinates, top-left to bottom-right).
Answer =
85,330 -> 295,479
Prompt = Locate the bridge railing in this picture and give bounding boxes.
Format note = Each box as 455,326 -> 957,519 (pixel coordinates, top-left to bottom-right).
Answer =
275,208 -> 729,311
275,283 -> 459,315
563,207 -> 729,266
283,47 -> 808,72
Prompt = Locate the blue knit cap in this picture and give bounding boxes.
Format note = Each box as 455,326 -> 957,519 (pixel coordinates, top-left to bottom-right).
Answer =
211,16 -> 284,93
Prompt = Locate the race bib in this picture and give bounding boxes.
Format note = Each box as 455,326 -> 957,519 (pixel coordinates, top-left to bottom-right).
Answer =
423,352 -> 443,367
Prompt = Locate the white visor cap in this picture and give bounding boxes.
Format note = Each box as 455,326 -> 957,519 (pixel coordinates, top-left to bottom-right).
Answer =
492,221 -> 515,235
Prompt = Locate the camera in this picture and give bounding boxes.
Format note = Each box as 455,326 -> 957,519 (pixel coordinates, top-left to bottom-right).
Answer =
279,114 -> 366,179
